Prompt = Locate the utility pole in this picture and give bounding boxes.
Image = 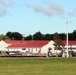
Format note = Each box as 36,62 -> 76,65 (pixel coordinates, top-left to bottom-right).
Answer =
66,21 -> 69,58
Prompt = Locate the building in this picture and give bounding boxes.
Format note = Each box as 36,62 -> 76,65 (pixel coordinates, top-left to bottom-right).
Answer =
0,40 -> 76,56
0,40 -> 50,55
63,40 -> 76,52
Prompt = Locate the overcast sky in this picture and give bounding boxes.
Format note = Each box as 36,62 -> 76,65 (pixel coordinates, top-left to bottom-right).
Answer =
0,0 -> 76,36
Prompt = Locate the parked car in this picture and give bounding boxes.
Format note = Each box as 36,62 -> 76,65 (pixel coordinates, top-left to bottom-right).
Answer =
60,50 -> 76,57
68,51 -> 76,57
49,49 -> 62,57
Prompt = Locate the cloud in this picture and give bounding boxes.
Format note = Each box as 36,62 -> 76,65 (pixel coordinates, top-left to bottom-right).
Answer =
0,0 -> 15,17
26,1 -> 64,17
68,8 -> 76,17
27,4 -> 53,16
0,8 -> 8,17
50,2 -> 64,15
0,0 -> 15,7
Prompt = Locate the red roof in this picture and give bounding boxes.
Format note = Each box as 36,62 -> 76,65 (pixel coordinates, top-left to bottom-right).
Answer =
4,40 -> 23,44
6,40 -> 50,48
62,40 -> 76,45
5,40 -> 76,48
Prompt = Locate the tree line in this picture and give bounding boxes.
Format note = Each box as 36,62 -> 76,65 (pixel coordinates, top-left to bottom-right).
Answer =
0,30 -> 76,41
23,30 -> 76,40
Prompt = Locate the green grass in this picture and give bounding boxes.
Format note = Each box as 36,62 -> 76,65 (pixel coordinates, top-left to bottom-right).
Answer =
0,58 -> 76,75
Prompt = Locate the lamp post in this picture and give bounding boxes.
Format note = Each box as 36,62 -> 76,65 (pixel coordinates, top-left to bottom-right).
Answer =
66,21 -> 69,58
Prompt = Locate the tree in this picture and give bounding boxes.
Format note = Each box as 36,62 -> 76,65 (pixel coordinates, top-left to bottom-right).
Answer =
59,33 -> 66,40
53,33 -> 64,50
68,33 -> 73,40
44,34 -> 53,40
25,35 -> 32,40
72,30 -> 76,40
33,31 -> 44,40
0,34 -> 10,41
6,32 -> 12,39
6,32 -> 23,40
68,30 -> 76,40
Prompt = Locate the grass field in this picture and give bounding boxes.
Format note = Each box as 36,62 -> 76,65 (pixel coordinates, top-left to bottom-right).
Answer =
0,57 -> 76,75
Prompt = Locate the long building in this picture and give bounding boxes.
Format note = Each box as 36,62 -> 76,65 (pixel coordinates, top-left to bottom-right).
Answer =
0,40 -> 76,56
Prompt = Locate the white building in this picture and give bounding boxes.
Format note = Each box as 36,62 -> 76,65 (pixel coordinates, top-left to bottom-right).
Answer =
0,40 -> 10,51
0,40 -> 50,54
0,40 -> 76,56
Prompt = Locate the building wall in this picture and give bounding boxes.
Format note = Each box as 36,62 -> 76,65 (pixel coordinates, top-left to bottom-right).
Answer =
41,41 -> 55,53
0,41 -> 10,51
65,44 -> 76,52
7,47 -> 41,54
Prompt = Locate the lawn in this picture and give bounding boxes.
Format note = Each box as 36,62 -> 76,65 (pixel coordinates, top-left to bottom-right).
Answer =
0,57 -> 76,75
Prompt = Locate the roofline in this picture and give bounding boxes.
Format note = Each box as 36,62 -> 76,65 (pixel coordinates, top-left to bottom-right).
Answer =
7,47 -> 42,48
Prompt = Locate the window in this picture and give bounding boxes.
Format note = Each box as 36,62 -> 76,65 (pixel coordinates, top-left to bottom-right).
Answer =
40,48 -> 41,51
28,48 -> 30,52
36,48 -> 37,51
14,49 -> 15,51
8,49 -> 9,51
22,48 -> 26,50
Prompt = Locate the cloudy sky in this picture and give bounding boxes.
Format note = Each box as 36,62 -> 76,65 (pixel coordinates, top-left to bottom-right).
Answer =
0,0 -> 76,35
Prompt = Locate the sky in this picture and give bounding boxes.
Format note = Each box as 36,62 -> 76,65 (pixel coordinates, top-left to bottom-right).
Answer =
0,0 -> 76,36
